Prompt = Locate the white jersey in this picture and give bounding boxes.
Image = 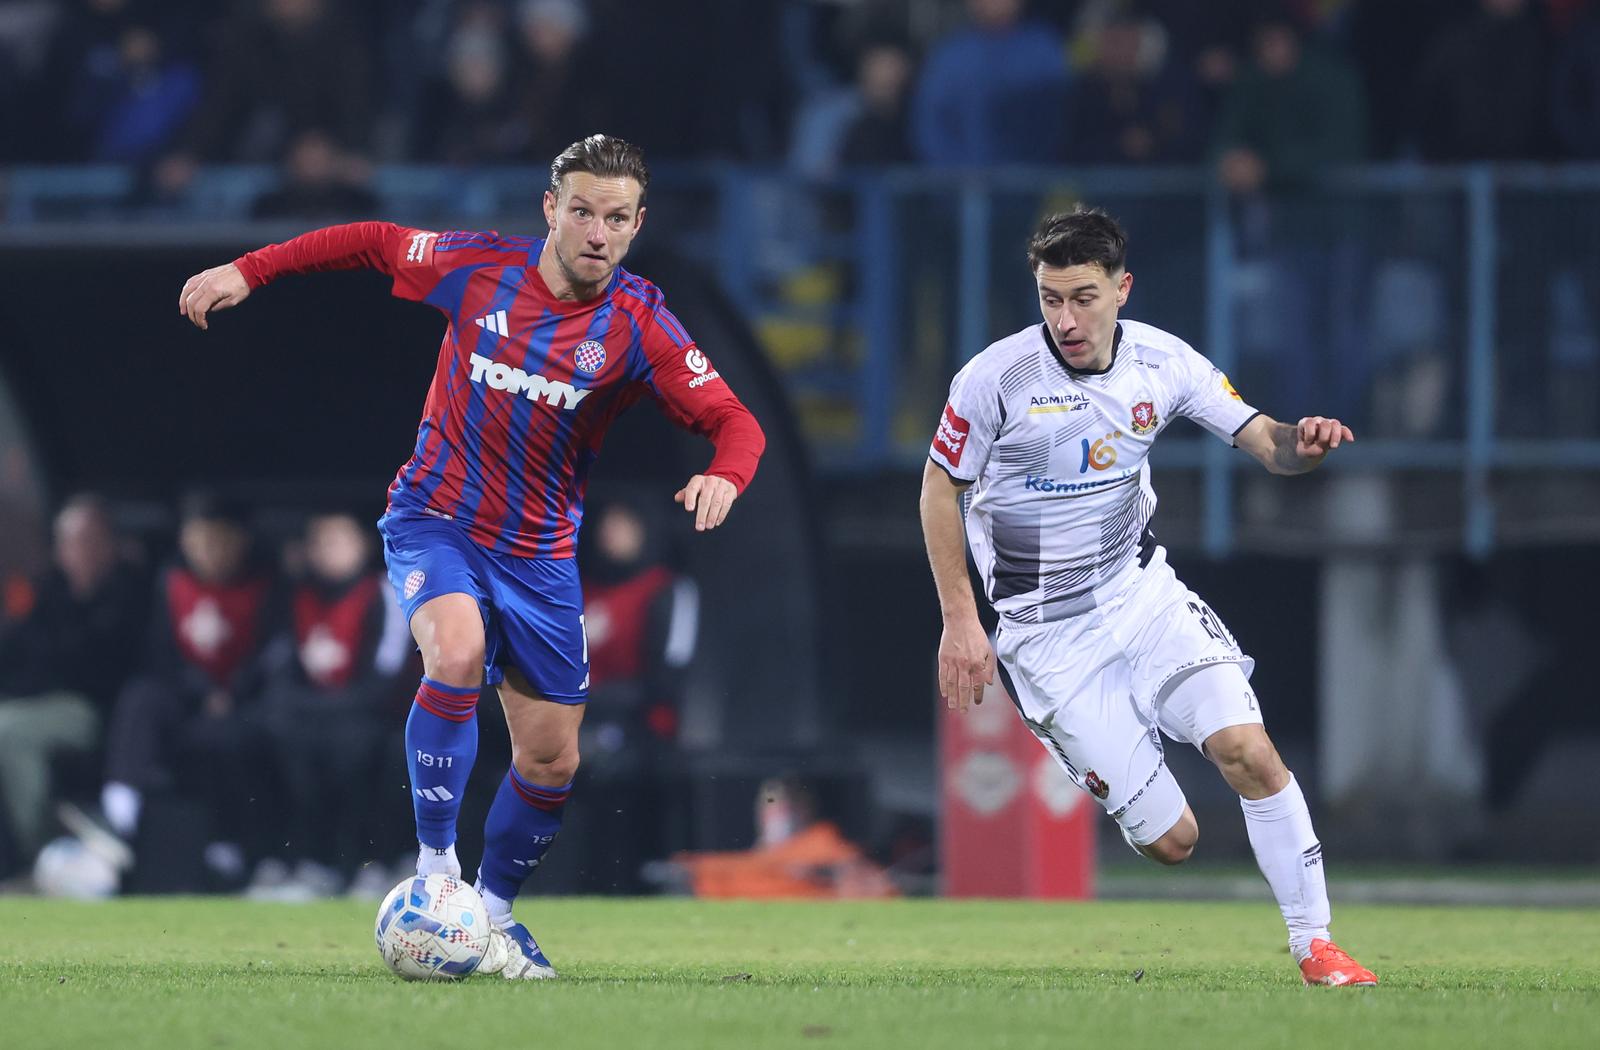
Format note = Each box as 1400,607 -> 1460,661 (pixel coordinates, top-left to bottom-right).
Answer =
929,319 -> 1258,626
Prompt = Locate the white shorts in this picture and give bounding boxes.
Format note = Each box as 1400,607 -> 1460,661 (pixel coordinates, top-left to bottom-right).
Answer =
993,552 -> 1261,846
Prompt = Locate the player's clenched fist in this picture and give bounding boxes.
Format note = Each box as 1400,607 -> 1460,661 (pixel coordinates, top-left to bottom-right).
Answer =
674,473 -> 739,532
1295,416 -> 1354,459
178,262 -> 251,330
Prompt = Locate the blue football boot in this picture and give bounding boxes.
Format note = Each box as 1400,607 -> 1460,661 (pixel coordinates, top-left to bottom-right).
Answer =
478,921 -> 558,980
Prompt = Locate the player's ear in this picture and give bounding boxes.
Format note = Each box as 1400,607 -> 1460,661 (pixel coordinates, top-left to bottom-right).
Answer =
543,190 -> 557,230
634,205 -> 646,234
1116,269 -> 1133,308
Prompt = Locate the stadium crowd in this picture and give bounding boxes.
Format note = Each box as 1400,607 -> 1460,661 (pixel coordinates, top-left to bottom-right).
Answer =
0,0 -> 1596,190
0,490 -> 701,897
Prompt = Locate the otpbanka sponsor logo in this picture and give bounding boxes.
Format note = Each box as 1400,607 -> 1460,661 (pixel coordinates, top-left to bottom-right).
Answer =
468,352 -> 591,409
684,348 -> 721,388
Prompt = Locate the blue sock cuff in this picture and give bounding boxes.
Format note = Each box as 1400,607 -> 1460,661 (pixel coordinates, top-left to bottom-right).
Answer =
420,676 -> 480,696
507,766 -> 573,798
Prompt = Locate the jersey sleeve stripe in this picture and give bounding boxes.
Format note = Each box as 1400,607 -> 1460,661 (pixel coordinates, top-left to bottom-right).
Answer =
616,285 -> 693,348
434,231 -> 494,252
655,306 -> 693,347
1230,410 -> 1263,440
928,455 -> 977,485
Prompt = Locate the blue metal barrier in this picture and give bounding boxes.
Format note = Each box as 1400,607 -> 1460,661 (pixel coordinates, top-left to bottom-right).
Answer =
7,161 -> 1600,555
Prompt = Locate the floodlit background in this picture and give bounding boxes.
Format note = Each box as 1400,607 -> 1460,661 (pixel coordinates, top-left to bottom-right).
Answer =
0,0 -> 1597,902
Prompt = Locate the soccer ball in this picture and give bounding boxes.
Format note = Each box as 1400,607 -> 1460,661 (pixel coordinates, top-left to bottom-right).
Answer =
33,836 -> 119,899
374,873 -> 492,981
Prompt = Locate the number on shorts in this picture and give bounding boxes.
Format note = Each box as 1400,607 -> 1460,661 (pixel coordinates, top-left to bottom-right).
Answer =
1186,600 -> 1236,648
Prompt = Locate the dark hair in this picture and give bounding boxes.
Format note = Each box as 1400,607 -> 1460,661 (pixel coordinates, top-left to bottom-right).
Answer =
549,134 -> 650,202
179,489 -> 250,527
1026,207 -> 1128,274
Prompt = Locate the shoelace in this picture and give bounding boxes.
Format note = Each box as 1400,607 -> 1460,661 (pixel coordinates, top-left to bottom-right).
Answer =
1312,943 -> 1359,967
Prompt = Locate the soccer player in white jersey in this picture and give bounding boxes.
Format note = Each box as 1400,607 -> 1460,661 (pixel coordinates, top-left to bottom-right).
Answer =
921,207 -> 1377,987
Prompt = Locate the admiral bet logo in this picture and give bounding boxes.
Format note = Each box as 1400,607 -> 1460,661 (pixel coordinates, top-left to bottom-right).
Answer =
468,353 -> 591,409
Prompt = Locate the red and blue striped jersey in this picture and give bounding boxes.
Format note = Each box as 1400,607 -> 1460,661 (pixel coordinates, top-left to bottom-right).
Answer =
234,222 -> 765,559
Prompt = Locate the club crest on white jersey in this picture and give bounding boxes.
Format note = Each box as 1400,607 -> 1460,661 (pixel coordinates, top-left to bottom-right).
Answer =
929,320 -> 1258,625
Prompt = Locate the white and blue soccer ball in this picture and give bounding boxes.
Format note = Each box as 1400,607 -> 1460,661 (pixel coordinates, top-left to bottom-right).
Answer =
33,836 -> 119,899
374,873 -> 491,981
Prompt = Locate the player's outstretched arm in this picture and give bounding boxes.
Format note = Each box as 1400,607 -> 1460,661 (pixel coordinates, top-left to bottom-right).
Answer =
920,459 -> 993,712
674,474 -> 739,532
178,263 -> 251,330
1235,414 -> 1354,475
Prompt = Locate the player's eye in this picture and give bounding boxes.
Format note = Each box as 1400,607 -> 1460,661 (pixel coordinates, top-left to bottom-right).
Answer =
1075,298 -> 1096,307
607,214 -> 627,226
574,208 -> 590,219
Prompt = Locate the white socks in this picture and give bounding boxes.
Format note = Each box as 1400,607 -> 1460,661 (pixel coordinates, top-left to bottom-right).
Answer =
1240,774 -> 1332,962
477,883 -> 514,929
417,845 -> 516,931
102,781 -> 141,839
416,842 -> 460,878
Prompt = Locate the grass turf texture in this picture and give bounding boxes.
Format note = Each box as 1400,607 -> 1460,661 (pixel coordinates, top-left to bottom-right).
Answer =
3,898 -> 1595,1049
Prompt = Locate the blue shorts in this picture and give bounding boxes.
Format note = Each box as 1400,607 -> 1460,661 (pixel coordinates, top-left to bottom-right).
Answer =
378,511 -> 588,702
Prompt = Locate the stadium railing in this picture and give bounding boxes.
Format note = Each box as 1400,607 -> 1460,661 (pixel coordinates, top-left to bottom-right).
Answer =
7,161 -> 1600,556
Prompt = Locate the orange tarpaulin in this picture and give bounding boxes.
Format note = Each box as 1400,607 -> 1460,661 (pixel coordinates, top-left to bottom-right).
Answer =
671,821 -> 899,899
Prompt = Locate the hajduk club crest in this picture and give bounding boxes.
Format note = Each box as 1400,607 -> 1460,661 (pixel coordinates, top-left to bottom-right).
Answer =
1130,400 -> 1159,435
573,340 -> 606,374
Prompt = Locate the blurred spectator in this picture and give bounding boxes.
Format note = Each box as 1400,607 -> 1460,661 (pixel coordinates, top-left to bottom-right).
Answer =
0,495 -> 144,866
250,130 -> 379,221
156,0 -> 372,192
560,499 -> 696,892
910,0 -> 1070,166
95,493 -> 277,888
1409,0 -> 1552,162
1553,7 -> 1600,159
1346,0 -> 1457,159
582,500 -> 697,749
506,0 -> 601,164
249,512 -> 407,899
63,15 -> 200,163
6,0 -> 118,161
410,2 -> 521,165
789,39 -> 915,178
1064,14 -> 1205,164
1212,15 -> 1367,193
655,775 -> 898,899
839,42 -> 916,167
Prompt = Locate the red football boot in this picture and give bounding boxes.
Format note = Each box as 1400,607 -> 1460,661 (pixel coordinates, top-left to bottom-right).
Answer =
1299,938 -> 1378,987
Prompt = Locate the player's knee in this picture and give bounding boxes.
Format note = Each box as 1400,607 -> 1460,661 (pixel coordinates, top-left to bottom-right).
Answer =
513,746 -> 579,787
419,639 -> 484,688
1143,814 -> 1198,866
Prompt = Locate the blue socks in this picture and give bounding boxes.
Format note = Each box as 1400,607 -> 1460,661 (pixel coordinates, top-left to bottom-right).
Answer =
405,677 -> 479,850
476,765 -> 571,901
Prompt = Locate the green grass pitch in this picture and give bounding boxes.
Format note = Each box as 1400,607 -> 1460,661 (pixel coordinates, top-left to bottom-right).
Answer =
3,897 -> 1596,1049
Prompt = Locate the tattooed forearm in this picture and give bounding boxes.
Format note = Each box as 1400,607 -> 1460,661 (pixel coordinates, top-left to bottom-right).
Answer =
1272,422 -> 1313,474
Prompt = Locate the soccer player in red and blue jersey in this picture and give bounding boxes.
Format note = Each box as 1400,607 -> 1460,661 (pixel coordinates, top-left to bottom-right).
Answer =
178,135 -> 765,979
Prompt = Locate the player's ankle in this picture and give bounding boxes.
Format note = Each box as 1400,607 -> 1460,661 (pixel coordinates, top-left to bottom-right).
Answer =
1288,927 -> 1330,963
476,882 -> 515,929
416,842 -> 460,877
